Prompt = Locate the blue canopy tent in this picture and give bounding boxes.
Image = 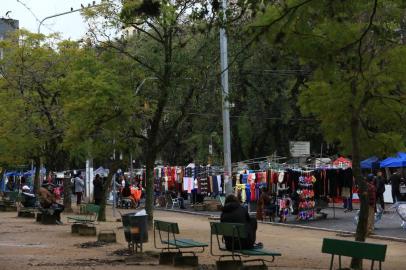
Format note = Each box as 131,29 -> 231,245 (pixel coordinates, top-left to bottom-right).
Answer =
22,167 -> 46,177
380,155 -> 406,168
1,171 -> 22,191
397,152 -> 406,159
361,156 -> 380,169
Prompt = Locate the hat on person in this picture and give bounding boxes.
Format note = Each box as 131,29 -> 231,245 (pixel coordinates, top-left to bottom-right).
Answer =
22,185 -> 30,191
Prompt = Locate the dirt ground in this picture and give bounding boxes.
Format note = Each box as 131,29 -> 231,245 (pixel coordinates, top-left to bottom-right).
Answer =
0,207 -> 405,270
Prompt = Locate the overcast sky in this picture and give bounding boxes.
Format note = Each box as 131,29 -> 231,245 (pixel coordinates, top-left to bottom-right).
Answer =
1,0 -> 99,40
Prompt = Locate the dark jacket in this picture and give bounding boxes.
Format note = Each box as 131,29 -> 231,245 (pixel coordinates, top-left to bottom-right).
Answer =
122,186 -> 131,197
374,176 -> 385,194
220,202 -> 254,250
390,173 -> 401,191
93,178 -> 103,200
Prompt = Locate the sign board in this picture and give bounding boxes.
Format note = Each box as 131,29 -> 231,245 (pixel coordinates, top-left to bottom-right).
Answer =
289,141 -> 310,157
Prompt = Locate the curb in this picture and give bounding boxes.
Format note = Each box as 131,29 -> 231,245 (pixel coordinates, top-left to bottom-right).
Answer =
156,208 -> 406,243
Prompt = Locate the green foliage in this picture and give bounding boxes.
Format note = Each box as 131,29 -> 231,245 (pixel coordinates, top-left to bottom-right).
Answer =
256,0 -> 406,159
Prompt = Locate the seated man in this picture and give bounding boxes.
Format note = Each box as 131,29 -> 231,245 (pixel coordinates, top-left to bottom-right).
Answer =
169,189 -> 186,209
21,185 -> 36,208
220,194 -> 260,250
121,182 -> 136,208
38,183 -> 64,224
130,186 -> 142,208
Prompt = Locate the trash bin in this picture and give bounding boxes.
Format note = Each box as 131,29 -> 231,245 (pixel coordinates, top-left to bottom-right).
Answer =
121,212 -> 148,252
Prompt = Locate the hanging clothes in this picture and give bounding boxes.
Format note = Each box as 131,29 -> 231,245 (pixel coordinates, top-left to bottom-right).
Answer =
250,183 -> 256,201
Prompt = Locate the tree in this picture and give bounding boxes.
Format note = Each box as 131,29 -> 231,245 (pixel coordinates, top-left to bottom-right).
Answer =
62,44 -> 139,221
255,1 -> 406,268
0,31 -> 71,193
85,0 -> 218,222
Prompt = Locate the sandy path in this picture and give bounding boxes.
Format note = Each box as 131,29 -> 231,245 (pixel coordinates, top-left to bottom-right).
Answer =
0,208 -> 404,269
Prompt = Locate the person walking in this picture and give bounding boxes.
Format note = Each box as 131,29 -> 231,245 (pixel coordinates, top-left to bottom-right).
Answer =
93,174 -> 103,205
390,169 -> 401,203
73,172 -> 85,205
375,171 -> 386,211
366,174 -> 377,235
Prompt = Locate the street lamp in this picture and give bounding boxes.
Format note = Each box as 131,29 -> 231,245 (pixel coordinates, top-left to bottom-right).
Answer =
37,1 -> 105,34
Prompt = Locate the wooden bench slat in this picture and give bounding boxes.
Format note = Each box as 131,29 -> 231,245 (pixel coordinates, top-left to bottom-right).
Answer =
210,222 -> 248,238
240,248 -> 281,256
322,238 -> 387,262
162,238 -> 208,248
67,204 -> 100,224
154,220 -> 180,234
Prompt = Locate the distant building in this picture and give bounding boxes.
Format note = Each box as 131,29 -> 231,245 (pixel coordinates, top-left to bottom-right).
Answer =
0,18 -> 19,59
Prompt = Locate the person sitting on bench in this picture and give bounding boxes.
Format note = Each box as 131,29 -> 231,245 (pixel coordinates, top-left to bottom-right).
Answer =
21,185 -> 36,208
220,194 -> 261,250
38,183 -> 65,223
121,181 -> 136,208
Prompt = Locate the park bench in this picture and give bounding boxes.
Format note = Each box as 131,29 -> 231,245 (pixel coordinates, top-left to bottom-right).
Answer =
210,222 -> 281,269
17,194 -> 39,218
0,191 -> 19,211
154,219 -> 208,266
322,238 -> 387,270
67,204 -> 100,225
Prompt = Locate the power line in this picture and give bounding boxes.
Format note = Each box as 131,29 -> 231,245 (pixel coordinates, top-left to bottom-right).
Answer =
162,110 -> 317,122
15,0 -> 54,33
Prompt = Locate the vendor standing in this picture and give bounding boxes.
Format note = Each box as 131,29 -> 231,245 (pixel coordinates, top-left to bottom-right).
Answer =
390,169 -> 401,203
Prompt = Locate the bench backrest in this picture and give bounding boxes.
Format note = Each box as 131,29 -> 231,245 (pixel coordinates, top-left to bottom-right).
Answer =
154,220 -> 180,234
322,238 -> 387,262
210,222 -> 247,238
85,204 -> 100,220
5,191 -> 19,201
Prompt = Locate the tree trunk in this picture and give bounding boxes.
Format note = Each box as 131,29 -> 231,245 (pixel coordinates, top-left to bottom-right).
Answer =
63,177 -> 73,212
98,161 -> 120,222
145,152 -> 156,225
350,113 -> 369,269
33,157 -> 41,195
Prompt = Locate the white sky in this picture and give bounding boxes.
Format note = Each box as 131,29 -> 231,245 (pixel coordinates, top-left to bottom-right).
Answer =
1,0 -> 100,40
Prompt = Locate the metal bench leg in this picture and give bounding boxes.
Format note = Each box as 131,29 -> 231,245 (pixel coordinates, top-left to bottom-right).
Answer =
371,260 -> 375,270
329,255 -> 334,270
339,255 -> 342,269
379,261 -> 382,270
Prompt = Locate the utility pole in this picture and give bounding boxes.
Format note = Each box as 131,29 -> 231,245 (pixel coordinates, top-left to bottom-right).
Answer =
220,0 -> 232,194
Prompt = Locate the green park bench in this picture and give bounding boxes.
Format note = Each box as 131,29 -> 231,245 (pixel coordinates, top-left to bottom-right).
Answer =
154,219 -> 208,266
322,238 -> 387,270
67,204 -> 100,225
210,222 -> 281,269
0,191 -> 20,211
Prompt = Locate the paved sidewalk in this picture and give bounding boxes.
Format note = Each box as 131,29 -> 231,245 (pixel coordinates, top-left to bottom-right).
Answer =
158,203 -> 406,240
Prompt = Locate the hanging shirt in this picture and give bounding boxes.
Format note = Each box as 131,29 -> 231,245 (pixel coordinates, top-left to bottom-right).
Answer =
217,175 -> 222,193
250,183 -> 256,201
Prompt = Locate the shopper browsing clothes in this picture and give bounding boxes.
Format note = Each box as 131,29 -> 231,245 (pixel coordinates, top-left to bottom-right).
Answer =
366,174 -> 377,235
220,194 -> 262,250
375,171 -> 386,211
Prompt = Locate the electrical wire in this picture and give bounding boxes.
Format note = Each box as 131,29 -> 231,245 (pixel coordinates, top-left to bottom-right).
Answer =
15,0 -> 55,33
